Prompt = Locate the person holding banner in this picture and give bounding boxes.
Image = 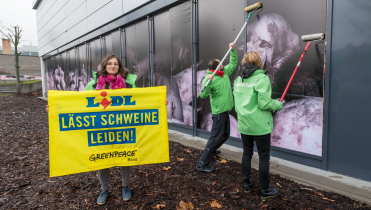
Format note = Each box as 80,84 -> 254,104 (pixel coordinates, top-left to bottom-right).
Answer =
233,51 -> 282,200
196,42 -> 238,173
84,54 -> 137,204
46,54 -> 168,205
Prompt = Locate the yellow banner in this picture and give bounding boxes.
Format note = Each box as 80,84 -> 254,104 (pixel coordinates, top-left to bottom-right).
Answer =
48,86 -> 169,177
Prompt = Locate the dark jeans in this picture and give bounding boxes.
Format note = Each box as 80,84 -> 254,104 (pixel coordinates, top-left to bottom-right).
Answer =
241,133 -> 271,190
197,112 -> 230,168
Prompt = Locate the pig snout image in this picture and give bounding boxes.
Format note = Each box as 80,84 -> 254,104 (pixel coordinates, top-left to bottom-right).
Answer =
272,97 -> 323,156
244,13 -> 300,85
153,72 -> 184,123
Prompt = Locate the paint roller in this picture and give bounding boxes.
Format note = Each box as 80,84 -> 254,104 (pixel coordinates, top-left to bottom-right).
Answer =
200,2 -> 262,92
272,33 -> 325,116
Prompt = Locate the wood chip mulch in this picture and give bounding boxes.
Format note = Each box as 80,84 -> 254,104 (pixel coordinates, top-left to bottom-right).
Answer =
0,91 -> 370,209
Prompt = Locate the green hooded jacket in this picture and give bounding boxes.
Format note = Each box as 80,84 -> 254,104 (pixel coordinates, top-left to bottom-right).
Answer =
233,70 -> 283,135
200,49 -> 238,115
85,71 -> 137,91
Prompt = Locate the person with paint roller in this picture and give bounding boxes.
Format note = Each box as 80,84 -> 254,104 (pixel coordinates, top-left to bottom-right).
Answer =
195,2 -> 263,173
233,51 -> 283,201
195,42 -> 238,173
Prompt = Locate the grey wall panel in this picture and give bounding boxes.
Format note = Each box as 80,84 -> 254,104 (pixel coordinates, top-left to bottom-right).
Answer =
52,0 -> 68,16
37,19 -> 43,32
41,9 -> 53,31
52,7 -> 66,29
87,0 -> 123,32
327,0 -> 371,181
66,0 -> 86,16
40,0 -> 56,23
44,1 -> 56,24
54,33 -> 68,49
38,27 -> 46,42
122,0 -> 150,14
66,1 -> 87,30
52,12 -> 67,38
36,1 -> 44,17
37,0 -> 179,56
43,31 -> 55,49
67,19 -> 88,43
86,0 -> 111,16
36,8 -> 43,23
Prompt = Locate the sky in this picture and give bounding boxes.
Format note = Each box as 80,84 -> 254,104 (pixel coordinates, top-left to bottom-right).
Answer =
0,0 -> 38,47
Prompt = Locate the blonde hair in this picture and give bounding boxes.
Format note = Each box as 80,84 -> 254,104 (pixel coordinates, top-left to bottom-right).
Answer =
241,51 -> 263,68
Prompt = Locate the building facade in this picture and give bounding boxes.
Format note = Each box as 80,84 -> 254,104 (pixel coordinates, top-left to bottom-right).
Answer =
33,0 -> 371,182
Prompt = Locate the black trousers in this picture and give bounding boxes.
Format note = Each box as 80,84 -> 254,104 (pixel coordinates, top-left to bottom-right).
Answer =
198,112 -> 230,168
241,133 -> 271,190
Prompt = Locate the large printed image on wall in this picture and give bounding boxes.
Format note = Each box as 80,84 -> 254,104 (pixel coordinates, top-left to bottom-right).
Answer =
197,0 -> 325,156
44,0 -> 325,156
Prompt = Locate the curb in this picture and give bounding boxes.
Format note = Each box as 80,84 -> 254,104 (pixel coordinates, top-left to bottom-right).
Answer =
168,129 -> 371,205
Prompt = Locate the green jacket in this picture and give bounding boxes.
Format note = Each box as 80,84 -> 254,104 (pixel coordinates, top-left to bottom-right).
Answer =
233,70 -> 283,135
200,49 -> 238,115
85,71 -> 137,91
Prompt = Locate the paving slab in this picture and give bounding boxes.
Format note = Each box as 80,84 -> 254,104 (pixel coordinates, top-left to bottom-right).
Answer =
168,129 -> 371,205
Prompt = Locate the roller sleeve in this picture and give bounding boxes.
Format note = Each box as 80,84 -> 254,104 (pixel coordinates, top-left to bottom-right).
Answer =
244,2 -> 262,12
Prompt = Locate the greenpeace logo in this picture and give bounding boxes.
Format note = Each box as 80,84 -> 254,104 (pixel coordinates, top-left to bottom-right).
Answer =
86,91 -> 135,109
88,149 -> 138,162
235,83 -> 254,88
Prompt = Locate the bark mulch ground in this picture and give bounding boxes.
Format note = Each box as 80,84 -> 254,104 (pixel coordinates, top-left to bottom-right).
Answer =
0,92 -> 370,210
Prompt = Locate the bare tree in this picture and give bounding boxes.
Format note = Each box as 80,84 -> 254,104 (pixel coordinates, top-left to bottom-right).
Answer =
0,22 -> 24,94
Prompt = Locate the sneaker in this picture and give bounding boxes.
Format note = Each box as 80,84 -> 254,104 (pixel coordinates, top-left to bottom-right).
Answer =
97,191 -> 109,205
243,177 -> 254,194
260,187 -> 280,201
196,165 -> 215,173
122,187 -> 131,201
215,150 -> 221,155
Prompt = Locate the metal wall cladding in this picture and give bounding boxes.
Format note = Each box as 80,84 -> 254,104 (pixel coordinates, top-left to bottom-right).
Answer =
197,0 -> 245,139
90,39 -> 102,74
37,0 -> 149,55
104,34 -> 113,56
111,30 -> 121,57
67,19 -> 88,43
66,0 -> 85,16
327,0 -> 371,181
153,12 -> 173,123
124,20 -> 149,88
78,45 -> 88,91
66,2 -> 87,32
87,0 -> 123,32
68,49 -> 77,91
125,24 -> 138,84
122,0 -> 150,14
169,2 -> 193,126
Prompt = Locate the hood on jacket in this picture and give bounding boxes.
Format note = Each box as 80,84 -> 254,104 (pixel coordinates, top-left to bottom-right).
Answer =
240,63 -> 261,79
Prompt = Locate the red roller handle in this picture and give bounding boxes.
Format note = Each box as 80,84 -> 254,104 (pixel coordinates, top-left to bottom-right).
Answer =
279,42 -> 311,102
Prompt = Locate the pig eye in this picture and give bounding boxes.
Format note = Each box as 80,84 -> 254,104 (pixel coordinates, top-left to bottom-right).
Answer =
259,40 -> 272,48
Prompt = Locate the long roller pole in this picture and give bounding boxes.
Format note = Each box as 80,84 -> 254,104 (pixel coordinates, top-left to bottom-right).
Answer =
200,12 -> 254,92
272,42 -> 311,117
279,42 -> 311,102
